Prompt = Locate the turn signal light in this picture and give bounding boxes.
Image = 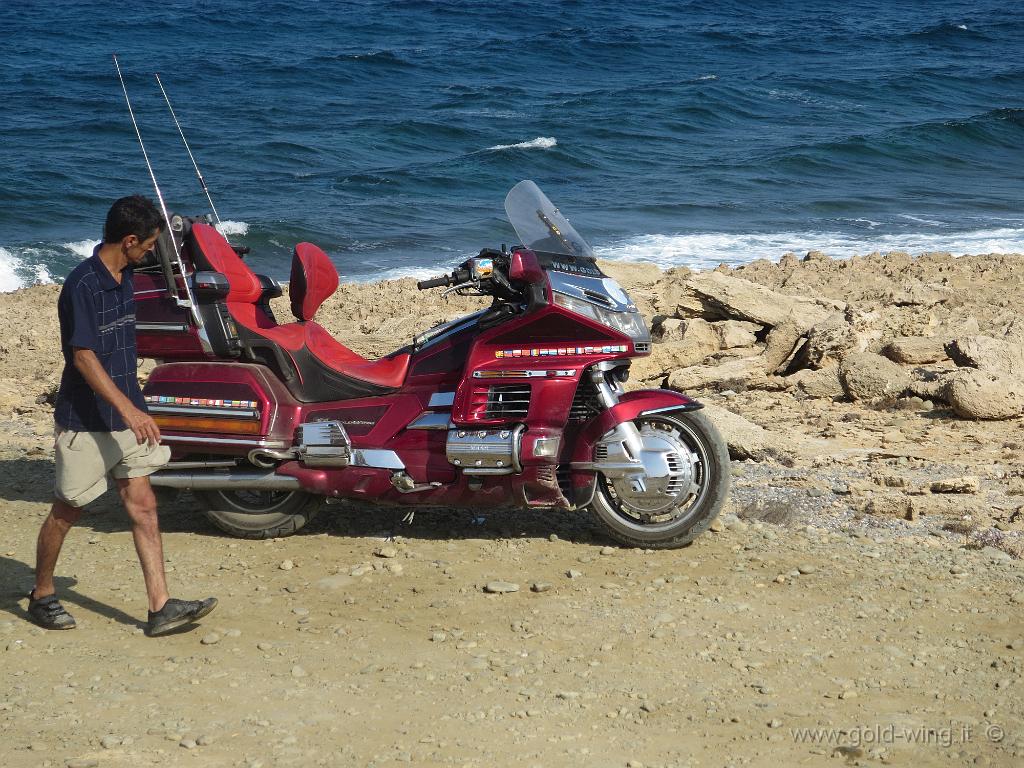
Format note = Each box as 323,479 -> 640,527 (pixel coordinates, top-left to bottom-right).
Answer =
152,414 -> 262,435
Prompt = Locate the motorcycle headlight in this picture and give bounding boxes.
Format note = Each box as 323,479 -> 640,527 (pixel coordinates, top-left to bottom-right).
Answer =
553,292 -> 651,344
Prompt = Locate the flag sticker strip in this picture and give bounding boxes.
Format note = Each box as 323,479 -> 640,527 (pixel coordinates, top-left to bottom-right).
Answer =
145,395 -> 259,409
495,344 -> 628,359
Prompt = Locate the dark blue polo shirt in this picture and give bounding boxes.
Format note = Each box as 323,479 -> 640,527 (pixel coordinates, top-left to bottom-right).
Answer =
54,246 -> 148,432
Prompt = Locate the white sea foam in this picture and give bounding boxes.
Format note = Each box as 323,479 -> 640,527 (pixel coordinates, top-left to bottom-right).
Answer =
488,136 -> 557,151
0,247 -> 55,293
593,228 -> 1024,270
216,220 -> 249,236
897,214 -> 944,227
63,239 -> 100,259
0,248 -> 22,293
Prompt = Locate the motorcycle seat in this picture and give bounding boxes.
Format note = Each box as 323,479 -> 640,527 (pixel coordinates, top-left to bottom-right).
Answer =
187,223 -> 409,397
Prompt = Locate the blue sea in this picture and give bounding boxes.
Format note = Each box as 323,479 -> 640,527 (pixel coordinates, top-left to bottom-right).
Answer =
1,0 -> 1023,291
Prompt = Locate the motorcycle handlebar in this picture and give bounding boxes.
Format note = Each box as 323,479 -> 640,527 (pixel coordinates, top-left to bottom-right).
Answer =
417,275 -> 451,290
417,268 -> 471,290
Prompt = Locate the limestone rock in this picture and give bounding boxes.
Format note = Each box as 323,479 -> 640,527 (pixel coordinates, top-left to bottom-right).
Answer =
946,335 -> 1024,377
930,476 -> 980,494
653,317 -> 720,355
698,403 -> 794,463
801,314 -> 858,369
863,495 -> 913,520
712,320 -> 762,349
939,369 -> 1024,420
761,319 -> 805,374
784,366 -> 845,399
882,337 -> 950,365
666,357 -> 766,393
839,352 -> 912,402
682,271 -> 831,329
630,339 -> 719,382
883,278 -> 946,307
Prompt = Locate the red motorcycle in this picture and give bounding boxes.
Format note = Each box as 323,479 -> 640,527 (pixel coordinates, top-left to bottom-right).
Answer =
134,181 -> 729,548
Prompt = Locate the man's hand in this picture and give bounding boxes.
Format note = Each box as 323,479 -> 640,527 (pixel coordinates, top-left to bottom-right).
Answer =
72,348 -> 160,444
121,405 -> 161,446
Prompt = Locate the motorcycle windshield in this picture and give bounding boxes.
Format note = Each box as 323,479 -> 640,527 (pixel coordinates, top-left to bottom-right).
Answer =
504,180 -> 595,259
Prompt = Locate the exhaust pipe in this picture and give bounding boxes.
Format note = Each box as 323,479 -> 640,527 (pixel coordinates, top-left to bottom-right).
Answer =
149,471 -> 302,491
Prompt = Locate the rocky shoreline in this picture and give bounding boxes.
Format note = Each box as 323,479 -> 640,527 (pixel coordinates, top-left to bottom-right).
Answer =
0,250 -> 1022,766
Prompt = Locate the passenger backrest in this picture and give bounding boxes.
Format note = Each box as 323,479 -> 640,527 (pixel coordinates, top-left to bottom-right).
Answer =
289,242 -> 339,322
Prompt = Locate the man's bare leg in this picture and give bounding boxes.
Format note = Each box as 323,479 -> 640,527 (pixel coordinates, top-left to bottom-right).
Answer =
33,500 -> 83,599
117,476 -> 170,613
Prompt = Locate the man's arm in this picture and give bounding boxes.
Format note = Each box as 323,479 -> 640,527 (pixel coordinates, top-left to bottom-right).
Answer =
72,347 -> 160,446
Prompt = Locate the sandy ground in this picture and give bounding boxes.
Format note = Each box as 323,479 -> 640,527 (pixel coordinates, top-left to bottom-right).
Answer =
1,251 -> 1022,768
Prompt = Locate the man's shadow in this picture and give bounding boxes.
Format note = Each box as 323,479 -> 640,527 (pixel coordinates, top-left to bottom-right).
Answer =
0,556 -> 145,631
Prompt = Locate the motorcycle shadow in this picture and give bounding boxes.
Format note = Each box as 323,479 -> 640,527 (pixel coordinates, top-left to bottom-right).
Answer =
0,458 -> 603,545
316,499 -> 602,546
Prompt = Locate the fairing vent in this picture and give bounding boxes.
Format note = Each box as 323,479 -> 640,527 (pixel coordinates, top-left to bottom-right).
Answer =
581,289 -> 614,308
569,375 -> 603,422
484,384 -> 531,420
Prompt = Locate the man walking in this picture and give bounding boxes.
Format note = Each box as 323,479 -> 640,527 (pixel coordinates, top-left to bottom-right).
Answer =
27,195 -> 216,637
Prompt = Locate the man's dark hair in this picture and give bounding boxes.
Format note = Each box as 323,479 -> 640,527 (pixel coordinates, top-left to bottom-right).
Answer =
103,195 -> 165,243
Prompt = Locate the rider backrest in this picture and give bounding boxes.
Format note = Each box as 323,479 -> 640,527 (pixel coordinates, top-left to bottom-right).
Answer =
289,242 -> 339,322
188,222 -> 263,303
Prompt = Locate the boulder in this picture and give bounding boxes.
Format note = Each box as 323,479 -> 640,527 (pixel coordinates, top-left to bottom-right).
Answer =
881,336 -> 950,365
863,494 -> 914,520
698,403 -> 795,464
784,366 -> 845,399
630,340 -> 719,383
653,317 -> 720,353
939,369 -> 1024,420
682,271 -> 831,330
882,278 -> 946,307
945,335 -> 1024,377
712,320 -> 762,349
761,318 -> 805,374
666,357 -> 766,393
800,313 -> 858,369
839,352 -> 912,401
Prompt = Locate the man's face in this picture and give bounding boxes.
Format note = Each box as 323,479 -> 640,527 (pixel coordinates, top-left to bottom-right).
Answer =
123,228 -> 161,265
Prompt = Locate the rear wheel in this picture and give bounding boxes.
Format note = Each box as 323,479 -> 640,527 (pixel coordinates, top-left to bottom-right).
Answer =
586,411 -> 729,549
194,488 -> 322,539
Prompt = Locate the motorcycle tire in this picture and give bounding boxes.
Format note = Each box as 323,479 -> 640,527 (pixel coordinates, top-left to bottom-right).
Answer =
194,488 -> 323,539
586,411 -> 729,550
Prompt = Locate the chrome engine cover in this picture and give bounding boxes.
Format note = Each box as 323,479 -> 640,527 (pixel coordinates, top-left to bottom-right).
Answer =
446,425 -> 524,475
589,421 -> 697,515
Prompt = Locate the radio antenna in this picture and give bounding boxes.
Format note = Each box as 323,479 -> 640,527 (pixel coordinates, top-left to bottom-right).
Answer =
112,54 -> 199,319
155,73 -> 222,226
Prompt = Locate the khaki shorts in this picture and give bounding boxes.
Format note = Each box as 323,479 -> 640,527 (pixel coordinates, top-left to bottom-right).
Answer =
54,427 -> 171,507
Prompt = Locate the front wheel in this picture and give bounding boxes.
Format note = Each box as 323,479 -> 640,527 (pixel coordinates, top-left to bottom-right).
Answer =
194,488 -> 323,539
585,411 -> 729,549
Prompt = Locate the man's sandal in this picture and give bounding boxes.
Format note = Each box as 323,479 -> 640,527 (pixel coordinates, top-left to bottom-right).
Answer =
27,591 -> 76,630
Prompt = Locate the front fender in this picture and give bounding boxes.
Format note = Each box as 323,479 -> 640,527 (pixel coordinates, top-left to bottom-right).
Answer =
571,389 -> 702,465
568,389 -> 702,506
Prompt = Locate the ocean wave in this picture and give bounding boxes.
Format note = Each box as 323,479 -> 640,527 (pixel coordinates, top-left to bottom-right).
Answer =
0,246 -> 55,293
593,227 -> 1024,270
487,137 -> 557,151
909,21 -> 987,42
63,239 -> 100,259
